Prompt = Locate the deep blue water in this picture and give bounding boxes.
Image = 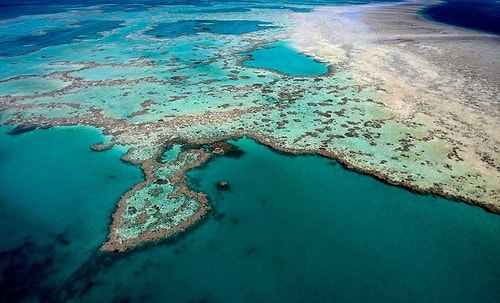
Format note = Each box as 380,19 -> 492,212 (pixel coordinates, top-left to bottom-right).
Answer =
422,0 -> 500,35
0,20 -> 125,57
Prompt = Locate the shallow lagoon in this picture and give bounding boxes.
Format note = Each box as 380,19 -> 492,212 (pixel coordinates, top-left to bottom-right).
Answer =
243,41 -> 329,76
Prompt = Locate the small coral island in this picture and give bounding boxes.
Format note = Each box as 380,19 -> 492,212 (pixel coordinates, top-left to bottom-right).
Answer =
101,141 -> 239,252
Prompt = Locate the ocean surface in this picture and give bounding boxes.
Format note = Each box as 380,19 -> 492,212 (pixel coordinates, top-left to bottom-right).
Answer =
1,130 -> 500,302
0,127 -> 143,302
0,0 -> 499,302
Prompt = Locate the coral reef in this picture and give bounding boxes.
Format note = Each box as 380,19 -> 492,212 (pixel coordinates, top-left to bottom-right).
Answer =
1,2 -> 498,251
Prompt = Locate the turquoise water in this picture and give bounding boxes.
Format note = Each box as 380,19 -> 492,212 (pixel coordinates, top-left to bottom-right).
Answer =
0,126 -> 143,302
54,138 -> 500,302
1,1 -> 499,302
243,41 -> 329,76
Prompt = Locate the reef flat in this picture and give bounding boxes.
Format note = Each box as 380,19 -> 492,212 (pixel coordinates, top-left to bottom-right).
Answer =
1,0 -> 499,251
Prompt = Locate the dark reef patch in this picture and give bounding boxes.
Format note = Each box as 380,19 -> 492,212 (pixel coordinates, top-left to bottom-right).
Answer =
0,4 -> 69,20
7,124 -> 40,136
0,20 -> 125,57
145,20 -> 278,38
177,7 -> 252,14
0,238 -> 56,303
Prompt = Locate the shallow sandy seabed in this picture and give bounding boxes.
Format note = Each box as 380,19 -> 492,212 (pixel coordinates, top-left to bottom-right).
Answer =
1,1 -> 498,251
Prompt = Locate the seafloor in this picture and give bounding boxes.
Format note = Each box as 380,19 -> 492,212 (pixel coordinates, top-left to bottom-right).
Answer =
0,0 -> 499,253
